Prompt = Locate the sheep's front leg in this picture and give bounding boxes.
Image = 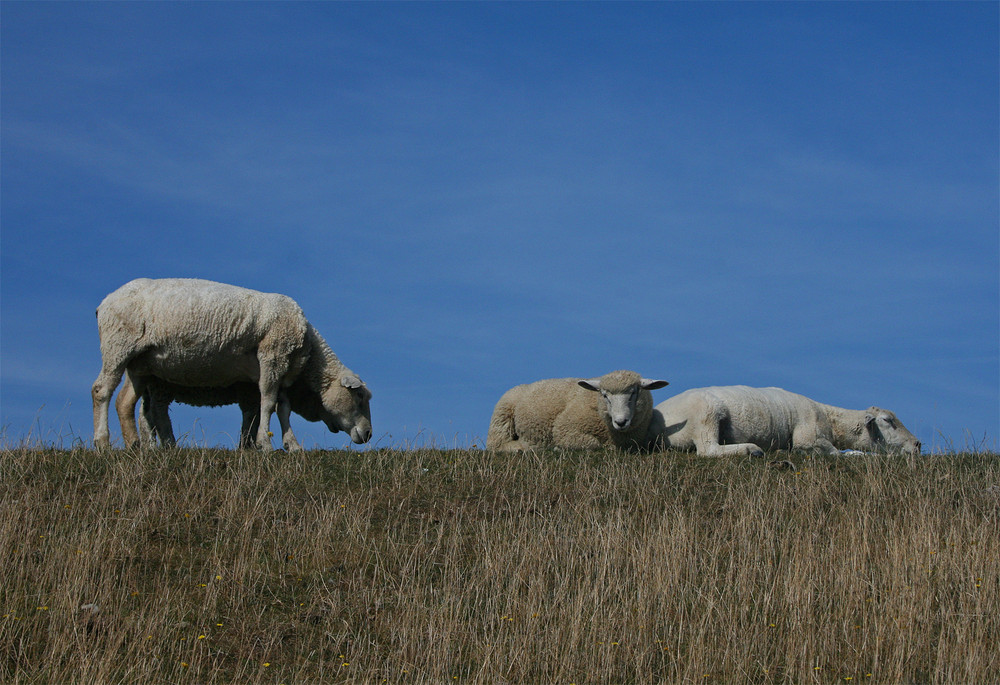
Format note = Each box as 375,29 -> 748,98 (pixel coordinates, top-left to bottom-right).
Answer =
552,410 -> 606,450
559,432 -> 604,450
256,375 -> 280,452
791,426 -> 840,455
793,437 -> 839,455
275,393 -> 302,451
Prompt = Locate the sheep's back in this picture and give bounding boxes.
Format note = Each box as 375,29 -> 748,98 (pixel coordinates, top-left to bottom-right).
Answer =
98,278 -> 308,386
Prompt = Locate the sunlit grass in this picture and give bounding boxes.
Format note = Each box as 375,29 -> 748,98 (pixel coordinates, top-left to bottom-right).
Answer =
1,446 -> 997,683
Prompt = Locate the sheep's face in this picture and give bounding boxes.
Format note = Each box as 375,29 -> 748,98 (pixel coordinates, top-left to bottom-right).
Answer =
320,374 -> 373,444
863,407 -> 921,455
578,371 -> 669,433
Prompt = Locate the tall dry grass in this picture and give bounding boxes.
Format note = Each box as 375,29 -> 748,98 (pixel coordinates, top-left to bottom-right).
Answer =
1,446 -> 997,683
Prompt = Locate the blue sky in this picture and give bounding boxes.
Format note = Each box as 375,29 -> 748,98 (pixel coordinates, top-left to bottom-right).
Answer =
2,2 -> 997,452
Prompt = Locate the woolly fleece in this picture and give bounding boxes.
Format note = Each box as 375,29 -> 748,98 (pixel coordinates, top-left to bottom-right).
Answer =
649,385 -> 921,456
486,370 -> 668,451
93,278 -> 371,451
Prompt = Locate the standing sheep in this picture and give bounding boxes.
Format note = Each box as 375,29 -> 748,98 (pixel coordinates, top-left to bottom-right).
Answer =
117,370 -> 370,451
486,370 -> 669,451
648,386 -> 921,457
93,278 -> 372,451
116,374 -> 268,449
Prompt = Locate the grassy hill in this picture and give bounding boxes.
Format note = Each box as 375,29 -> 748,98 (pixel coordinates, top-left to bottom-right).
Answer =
2,446 -> 997,683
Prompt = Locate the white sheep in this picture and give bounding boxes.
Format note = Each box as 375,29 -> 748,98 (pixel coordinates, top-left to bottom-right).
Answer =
116,370 -> 368,450
116,374 -> 268,449
486,370 -> 669,451
92,278 -> 372,451
649,385 -> 921,457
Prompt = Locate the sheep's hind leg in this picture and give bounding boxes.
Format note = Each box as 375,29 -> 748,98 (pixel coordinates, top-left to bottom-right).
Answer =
693,415 -> 764,457
698,442 -> 766,458
115,375 -> 143,448
494,439 -> 534,452
138,395 -> 158,445
147,392 -> 177,447
92,362 -> 129,450
238,402 -> 259,449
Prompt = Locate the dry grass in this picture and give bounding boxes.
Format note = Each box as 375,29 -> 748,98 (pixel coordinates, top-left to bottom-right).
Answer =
1,445 -> 998,684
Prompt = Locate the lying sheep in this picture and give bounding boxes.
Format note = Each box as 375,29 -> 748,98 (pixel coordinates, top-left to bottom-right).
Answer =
93,278 -> 372,451
649,385 -> 921,457
486,370 -> 669,451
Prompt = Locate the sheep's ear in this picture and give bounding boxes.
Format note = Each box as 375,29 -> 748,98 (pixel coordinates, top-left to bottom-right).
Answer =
641,379 -> 669,390
341,374 -> 364,389
578,379 -> 601,392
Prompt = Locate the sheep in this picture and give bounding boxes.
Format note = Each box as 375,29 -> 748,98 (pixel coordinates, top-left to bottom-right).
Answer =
115,374 -> 266,449
486,370 -> 669,451
648,385 -> 921,457
116,369 -> 372,450
92,278 -> 372,451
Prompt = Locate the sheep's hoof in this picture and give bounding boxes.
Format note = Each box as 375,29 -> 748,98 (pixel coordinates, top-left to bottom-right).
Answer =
749,447 -> 766,458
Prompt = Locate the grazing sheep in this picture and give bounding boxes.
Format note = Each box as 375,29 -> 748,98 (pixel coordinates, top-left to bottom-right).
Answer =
93,278 -> 372,451
486,370 -> 669,451
649,386 -> 921,457
116,373 -> 265,449
117,369 -> 372,450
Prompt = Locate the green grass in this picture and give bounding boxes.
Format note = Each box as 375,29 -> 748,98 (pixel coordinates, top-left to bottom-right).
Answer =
1,446 -> 998,683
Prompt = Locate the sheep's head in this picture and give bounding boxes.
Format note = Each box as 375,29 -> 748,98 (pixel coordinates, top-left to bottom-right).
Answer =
287,371 -> 371,444
861,407 -> 921,455
319,373 -> 372,444
578,370 -> 668,433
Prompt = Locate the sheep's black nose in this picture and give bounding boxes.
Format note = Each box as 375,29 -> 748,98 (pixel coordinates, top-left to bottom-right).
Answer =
350,425 -> 373,444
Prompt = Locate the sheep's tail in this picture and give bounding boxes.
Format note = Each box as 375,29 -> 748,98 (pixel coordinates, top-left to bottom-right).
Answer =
485,399 -> 517,450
